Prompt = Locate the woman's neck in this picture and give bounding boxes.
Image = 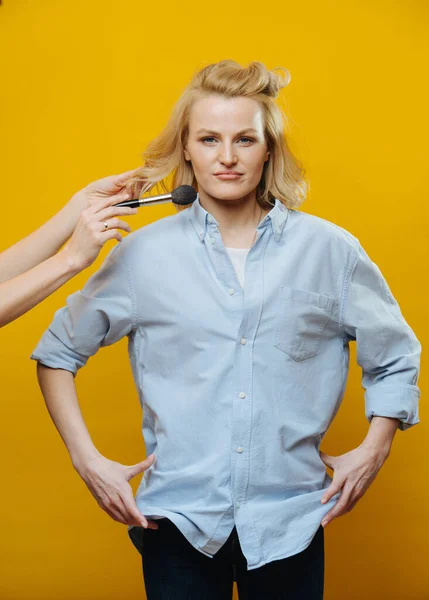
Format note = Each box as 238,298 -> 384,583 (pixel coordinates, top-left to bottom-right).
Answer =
198,191 -> 270,249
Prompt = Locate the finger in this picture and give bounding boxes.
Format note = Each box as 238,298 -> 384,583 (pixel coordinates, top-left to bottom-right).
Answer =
100,229 -> 123,244
347,498 -> 359,513
99,499 -> 129,525
83,169 -> 142,200
322,484 -> 353,527
126,454 -> 156,480
147,520 -> 159,530
88,192 -> 134,214
321,477 -> 343,504
127,177 -> 146,199
319,452 -> 336,470
112,168 -> 141,189
346,490 -> 364,513
95,206 -> 138,222
101,218 -> 131,234
107,508 -> 129,524
120,490 -> 150,528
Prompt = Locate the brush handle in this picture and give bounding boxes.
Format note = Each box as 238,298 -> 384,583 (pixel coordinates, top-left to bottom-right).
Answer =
115,193 -> 173,208
114,199 -> 141,208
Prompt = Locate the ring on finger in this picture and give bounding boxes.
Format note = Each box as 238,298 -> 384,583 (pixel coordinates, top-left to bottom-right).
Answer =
103,221 -> 109,230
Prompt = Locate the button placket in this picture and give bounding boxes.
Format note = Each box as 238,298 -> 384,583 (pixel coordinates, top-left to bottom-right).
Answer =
230,227 -> 271,539
203,220 -> 243,298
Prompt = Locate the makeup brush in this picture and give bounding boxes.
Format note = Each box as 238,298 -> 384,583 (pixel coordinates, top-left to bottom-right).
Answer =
115,185 -> 198,208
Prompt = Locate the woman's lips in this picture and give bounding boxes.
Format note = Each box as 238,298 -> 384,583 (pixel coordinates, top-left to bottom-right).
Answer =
214,173 -> 243,180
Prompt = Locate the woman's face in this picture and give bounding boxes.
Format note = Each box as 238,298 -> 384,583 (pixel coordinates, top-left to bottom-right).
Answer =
184,94 -> 270,204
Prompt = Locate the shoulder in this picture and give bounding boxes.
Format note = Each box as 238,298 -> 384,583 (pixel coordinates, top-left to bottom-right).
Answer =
115,209 -> 187,257
288,208 -> 361,253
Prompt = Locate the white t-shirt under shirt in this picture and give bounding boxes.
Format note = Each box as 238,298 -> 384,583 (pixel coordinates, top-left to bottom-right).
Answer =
225,247 -> 250,289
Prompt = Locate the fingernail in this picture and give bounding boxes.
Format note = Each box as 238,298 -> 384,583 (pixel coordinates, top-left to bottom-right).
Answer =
322,520 -> 328,528
321,497 -> 326,504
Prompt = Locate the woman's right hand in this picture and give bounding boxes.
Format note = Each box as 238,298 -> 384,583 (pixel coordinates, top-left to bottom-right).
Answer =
61,192 -> 137,272
75,453 -> 159,530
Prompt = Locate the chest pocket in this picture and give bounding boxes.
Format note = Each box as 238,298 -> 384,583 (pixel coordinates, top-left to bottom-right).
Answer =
274,286 -> 335,361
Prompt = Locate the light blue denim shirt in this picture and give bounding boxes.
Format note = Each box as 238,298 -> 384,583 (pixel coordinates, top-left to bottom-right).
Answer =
31,196 -> 421,570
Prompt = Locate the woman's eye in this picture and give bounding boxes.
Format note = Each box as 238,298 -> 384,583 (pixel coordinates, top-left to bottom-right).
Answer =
201,137 -> 254,144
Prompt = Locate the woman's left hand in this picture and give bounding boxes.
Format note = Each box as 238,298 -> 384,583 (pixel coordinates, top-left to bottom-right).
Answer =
319,445 -> 388,527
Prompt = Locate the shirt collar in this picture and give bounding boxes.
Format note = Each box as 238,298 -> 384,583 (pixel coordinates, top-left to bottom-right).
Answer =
189,193 -> 289,243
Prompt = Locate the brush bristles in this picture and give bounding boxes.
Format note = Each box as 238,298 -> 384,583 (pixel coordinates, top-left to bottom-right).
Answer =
171,185 -> 198,205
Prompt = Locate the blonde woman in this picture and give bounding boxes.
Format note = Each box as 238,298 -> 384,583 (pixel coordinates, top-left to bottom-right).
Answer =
0,170 -> 138,327
31,61 -> 421,599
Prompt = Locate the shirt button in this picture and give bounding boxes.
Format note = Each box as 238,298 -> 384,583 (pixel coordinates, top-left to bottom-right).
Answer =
236,446 -> 244,453
236,501 -> 241,509
240,337 -> 247,345
238,392 -> 246,399
199,231 -> 204,239
210,237 -> 215,244
228,288 -> 235,295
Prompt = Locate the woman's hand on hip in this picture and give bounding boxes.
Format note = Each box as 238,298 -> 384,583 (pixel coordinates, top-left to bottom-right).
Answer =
318,445 -> 388,527
75,453 -> 159,530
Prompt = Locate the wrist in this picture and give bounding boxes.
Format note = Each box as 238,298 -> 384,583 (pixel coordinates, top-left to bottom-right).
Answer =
57,246 -> 87,276
54,192 -> 88,240
360,416 -> 400,460
71,448 -> 103,476
360,438 -> 391,462
68,190 -> 88,215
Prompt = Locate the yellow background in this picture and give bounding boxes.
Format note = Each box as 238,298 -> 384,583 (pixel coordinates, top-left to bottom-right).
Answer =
0,1 -> 427,598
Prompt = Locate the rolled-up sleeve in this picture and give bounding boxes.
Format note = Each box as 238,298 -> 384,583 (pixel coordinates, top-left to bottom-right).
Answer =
30,243 -> 135,375
341,242 -> 421,430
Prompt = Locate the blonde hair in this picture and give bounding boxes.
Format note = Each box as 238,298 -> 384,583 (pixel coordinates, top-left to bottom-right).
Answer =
127,60 -> 307,210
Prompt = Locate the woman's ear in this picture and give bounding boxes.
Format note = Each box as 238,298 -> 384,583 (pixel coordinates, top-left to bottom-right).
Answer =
265,151 -> 270,162
184,147 -> 191,162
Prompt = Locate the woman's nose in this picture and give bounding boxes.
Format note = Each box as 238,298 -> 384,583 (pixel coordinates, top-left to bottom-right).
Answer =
219,144 -> 237,165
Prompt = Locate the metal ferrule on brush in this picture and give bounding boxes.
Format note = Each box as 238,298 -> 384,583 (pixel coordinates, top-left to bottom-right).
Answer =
138,193 -> 172,206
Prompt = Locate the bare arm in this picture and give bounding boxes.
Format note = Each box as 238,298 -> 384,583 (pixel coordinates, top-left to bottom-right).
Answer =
0,252 -> 80,327
36,364 -> 158,529
0,195 -> 136,327
0,170 -> 142,328
0,194 -> 88,283
0,169 -> 140,283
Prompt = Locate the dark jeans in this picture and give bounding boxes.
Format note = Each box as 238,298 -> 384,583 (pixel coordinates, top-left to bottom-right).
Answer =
134,519 -> 324,599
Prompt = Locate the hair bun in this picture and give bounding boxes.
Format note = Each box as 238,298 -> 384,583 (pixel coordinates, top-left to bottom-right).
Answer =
193,60 -> 291,100
241,61 -> 291,98
267,66 -> 291,97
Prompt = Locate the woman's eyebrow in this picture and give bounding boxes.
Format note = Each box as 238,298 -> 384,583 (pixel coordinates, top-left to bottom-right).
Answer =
196,128 -> 259,136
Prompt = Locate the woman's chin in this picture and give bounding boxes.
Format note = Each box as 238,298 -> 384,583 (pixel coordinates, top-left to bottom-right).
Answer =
201,185 -> 255,203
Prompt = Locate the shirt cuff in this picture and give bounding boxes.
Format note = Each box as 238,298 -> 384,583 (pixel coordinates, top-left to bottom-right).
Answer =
30,328 -> 89,375
365,383 -> 420,431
